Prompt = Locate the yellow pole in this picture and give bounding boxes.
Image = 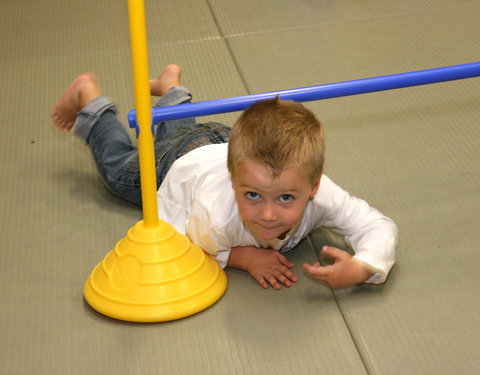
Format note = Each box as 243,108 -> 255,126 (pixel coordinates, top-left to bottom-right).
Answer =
83,0 -> 228,322
127,0 -> 158,227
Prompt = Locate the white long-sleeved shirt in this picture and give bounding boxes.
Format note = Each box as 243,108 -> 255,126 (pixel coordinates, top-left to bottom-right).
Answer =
156,143 -> 397,284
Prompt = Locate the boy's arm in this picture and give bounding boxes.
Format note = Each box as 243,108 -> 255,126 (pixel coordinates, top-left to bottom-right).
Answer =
307,176 -> 398,286
227,246 -> 298,290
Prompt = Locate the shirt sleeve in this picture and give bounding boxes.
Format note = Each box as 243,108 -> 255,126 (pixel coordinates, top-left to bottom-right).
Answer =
318,177 -> 398,284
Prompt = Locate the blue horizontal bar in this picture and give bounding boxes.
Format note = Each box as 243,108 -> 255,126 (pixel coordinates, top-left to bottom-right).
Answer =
128,62 -> 480,131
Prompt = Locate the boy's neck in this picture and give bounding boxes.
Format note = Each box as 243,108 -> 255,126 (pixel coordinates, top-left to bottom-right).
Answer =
251,221 -> 301,249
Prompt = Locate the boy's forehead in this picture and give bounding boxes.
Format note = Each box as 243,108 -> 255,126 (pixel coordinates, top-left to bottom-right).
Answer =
234,159 -> 310,191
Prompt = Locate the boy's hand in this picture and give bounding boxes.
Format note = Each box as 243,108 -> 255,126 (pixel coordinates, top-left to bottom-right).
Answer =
303,246 -> 374,289
228,246 -> 298,290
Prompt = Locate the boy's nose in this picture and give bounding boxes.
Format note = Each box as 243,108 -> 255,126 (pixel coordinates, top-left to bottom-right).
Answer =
259,203 -> 278,222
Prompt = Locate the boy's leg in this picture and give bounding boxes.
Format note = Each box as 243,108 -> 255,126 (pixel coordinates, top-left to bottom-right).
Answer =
51,73 -> 102,132
153,85 -> 194,141
51,74 -> 143,206
149,64 -> 196,142
93,64 -> 196,201
51,65 -> 225,206
82,102 -> 142,206
147,65 -> 231,185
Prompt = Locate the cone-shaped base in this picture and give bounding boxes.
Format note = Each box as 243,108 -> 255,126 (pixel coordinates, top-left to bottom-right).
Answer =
84,220 -> 227,322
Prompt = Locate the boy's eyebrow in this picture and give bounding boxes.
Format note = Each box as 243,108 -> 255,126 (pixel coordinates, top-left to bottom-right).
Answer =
238,183 -> 257,190
239,183 -> 301,194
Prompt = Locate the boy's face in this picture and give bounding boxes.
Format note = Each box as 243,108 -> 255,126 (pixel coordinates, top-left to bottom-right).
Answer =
232,159 -> 320,241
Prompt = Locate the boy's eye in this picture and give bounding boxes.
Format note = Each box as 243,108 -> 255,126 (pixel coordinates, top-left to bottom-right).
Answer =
279,194 -> 293,203
246,192 -> 260,200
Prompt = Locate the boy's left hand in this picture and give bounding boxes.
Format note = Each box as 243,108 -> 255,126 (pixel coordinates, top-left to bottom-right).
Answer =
302,246 -> 374,289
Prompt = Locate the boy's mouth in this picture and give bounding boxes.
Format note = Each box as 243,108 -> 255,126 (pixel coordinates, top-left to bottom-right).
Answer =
255,224 -> 288,239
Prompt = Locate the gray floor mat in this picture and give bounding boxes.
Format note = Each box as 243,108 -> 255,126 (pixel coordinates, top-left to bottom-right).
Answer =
1,0 -> 479,374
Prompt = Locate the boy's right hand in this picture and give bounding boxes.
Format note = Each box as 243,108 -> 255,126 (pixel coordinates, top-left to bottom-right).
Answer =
228,246 -> 298,290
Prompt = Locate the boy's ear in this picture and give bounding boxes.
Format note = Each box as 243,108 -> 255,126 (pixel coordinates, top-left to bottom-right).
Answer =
309,174 -> 322,199
231,176 -> 238,193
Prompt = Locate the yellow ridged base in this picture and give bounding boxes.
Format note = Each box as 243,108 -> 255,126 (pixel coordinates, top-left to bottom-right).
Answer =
84,220 -> 227,322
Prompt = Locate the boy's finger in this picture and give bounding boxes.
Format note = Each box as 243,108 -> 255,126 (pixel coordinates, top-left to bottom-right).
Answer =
284,269 -> 298,283
322,246 -> 348,260
303,263 -> 332,278
302,263 -> 319,272
278,254 -> 294,268
276,274 -> 292,287
266,275 -> 282,290
255,275 -> 269,289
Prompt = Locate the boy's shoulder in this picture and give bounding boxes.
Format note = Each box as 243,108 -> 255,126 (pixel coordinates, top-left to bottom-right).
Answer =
162,143 -> 229,185
173,142 -> 228,169
306,174 -> 351,220
157,143 -> 233,234
158,142 -> 232,205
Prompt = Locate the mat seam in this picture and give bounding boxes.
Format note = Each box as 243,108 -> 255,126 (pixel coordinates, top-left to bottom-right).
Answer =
306,234 -> 372,375
205,0 -> 252,95
211,2 -> 480,41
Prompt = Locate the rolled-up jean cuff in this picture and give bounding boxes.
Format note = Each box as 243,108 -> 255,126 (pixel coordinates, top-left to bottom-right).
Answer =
74,96 -> 117,142
153,86 -> 192,108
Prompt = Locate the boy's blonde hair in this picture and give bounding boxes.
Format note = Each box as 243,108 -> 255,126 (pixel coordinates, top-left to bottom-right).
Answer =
227,97 -> 325,184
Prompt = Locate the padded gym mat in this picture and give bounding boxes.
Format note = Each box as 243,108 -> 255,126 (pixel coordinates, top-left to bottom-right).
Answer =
1,0 -> 479,374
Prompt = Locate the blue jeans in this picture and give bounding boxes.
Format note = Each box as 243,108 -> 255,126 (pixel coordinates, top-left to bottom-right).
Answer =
74,86 -> 231,206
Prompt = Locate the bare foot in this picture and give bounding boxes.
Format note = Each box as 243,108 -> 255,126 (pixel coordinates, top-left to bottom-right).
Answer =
150,64 -> 182,97
51,73 -> 102,131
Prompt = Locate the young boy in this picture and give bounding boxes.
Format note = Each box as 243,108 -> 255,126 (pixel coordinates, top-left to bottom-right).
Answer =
52,64 -> 397,290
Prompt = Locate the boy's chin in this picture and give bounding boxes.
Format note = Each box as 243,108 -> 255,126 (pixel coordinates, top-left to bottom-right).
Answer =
244,222 -> 291,241
256,228 -> 288,241
258,233 -> 278,241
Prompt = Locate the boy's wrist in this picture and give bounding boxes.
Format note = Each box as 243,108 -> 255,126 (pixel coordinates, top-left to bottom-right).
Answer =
352,258 -> 377,283
228,246 -> 256,271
